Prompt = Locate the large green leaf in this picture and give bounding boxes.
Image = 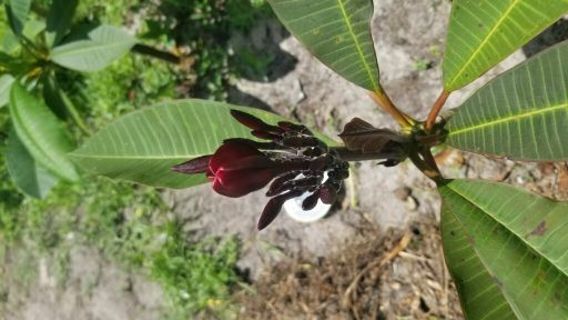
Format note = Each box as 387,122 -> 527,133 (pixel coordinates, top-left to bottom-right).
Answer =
6,129 -> 58,198
0,74 -> 14,107
440,180 -> 568,320
9,84 -> 79,181
50,25 -> 136,72
5,0 -> 31,36
70,100 -> 290,188
446,41 -> 568,161
443,0 -> 568,91
45,0 -> 78,47
268,0 -> 381,92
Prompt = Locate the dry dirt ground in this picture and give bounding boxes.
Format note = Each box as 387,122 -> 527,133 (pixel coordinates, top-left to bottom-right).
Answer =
2,0 -> 568,319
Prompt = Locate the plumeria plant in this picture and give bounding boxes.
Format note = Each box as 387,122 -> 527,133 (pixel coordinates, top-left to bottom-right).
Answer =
19,0 -> 568,318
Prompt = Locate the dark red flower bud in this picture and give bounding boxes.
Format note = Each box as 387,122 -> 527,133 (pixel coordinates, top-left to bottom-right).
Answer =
172,155 -> 212,175
302,192 -> 320,210
175,110 -> 351,231
212,166 -> 277,198
319,183 -> 337,204
231,109 -> 283,134
210,142 -> 280,197
174,140 -> 281,198
257,190 -> 303,231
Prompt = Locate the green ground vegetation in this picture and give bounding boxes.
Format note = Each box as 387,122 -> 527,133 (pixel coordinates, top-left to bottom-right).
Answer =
0,0 -> 269,317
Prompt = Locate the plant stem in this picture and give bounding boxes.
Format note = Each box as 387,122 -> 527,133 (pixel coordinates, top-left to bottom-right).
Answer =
131,44 -> 181,64
425,89 -> 450,131
420,147 -> 440,174
370,91 -> 415,129
59,88 -> 92,135
410,147 -> 442,183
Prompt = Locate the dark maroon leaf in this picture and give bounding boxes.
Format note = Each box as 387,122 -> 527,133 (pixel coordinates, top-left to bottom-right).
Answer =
339,118 -> 408,153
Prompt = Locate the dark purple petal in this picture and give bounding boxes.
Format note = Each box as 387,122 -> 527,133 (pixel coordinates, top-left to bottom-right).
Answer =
220,156 -> 275,172
210,140 -> 265,173
308,156 -> 330,171
280,159 -> 312,171
257,190 -> 303,231
266,172 -> 299,196
282,136 -> 320,148
223,138 -> 278,150
302,147 -> 323,157
252,130 -> 280,141
213,167 -> 278,198
277,121 -> 312,135
319,184 -> 337,204
266,176 -> 320,197
230,109 -> 283,134
172,155 -> 212,174
302,192 -> 319,210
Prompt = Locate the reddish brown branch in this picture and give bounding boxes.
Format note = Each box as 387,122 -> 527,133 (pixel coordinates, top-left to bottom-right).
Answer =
425,90 -> 450,131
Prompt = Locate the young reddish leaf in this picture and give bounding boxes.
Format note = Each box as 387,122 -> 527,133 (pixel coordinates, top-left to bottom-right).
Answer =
339,118 -> 408,154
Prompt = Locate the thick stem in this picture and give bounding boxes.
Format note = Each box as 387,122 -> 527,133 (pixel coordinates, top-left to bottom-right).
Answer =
409,147 -> 442,183
420,147 -> 440,174
425,90 -> 450,131
370,91 -> 415,129
131,44 -> 181,64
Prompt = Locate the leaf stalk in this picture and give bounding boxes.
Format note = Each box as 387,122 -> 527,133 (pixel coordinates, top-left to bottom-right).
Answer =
425,90 -> 450,131
370,91 -> 415,129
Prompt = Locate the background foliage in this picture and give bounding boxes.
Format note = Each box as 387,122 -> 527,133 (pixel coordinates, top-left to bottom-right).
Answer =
0,0 -> 270,318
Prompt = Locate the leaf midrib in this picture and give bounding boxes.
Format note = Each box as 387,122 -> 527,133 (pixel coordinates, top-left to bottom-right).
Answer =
11,98 -> 58,171
447,183 -> 568,278
51,40 -> 134,58
442,188 -> 521,318
446,0 -> 521,89
336,0 -> 378,92
448,102 -> 568,137
70,153 -> 203,160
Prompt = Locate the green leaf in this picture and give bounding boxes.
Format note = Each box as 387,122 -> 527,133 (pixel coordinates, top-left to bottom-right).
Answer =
0,74 -> 14,107
45,0 -> 78,47
446,41 -> 568,161
9,83 -> 79,181
50,25 -> 137,72
1,28 -> 21,55
443,0 -> 568,91
268,0 -> 381,92
6,129 -> 58,198
440,180 -> 568,320
70,100 -> 294,188
22,18 -> 45,40
5,0 -> 31,36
